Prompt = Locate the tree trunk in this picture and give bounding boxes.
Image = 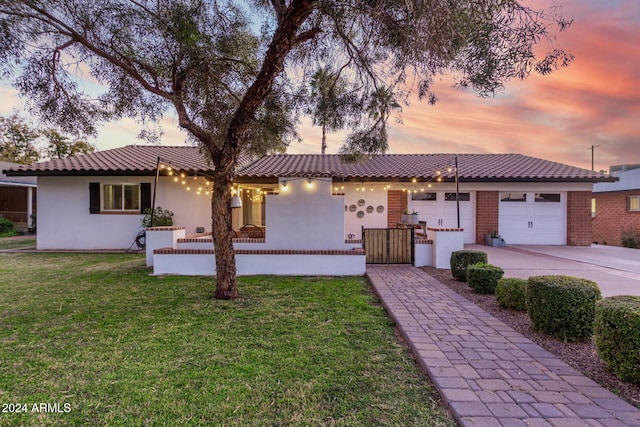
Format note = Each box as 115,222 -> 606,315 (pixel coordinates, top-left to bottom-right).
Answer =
321,125 -> 327,154
210,160 -> 238,300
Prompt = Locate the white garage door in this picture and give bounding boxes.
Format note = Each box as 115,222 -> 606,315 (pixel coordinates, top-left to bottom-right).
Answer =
499,192 -> 566,245
410,191 -> 475,244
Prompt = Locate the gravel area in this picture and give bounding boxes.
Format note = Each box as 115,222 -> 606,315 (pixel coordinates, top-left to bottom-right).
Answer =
422,266 -> 640,409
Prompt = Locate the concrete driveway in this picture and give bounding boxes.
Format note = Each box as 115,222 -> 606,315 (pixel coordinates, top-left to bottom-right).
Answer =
465,244 -> 640,297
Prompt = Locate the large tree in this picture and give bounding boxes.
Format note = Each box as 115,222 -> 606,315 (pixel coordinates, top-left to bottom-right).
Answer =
0,0 -> 572,299
0,113 -> 41,164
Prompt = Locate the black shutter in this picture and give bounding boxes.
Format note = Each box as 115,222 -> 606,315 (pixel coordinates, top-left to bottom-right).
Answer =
140,183 -> 152,213
89,182 -> 100,214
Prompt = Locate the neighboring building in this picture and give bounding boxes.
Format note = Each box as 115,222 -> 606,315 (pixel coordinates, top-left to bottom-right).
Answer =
592,165 -> 640,246
0,160 -> 37,233
3,146 -> 615,250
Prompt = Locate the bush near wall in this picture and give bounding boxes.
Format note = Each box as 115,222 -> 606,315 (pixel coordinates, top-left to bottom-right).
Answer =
496,278 -> 528,311
0,217 -> 16,237
621,228 -> 640,249
526,275 -> 601,342
450,250 -> 487,282
467,263 -> 504,294
594,296 -> 640,383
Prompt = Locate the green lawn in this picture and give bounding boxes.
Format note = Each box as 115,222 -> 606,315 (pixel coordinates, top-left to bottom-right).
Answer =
0,237 -> 36,251
0,253 -> 454,426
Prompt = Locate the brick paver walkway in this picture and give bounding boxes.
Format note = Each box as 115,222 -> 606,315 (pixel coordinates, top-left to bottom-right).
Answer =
366,265 -> 640,427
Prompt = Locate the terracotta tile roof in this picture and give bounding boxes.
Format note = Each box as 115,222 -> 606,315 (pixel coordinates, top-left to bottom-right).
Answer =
236,153 -> 616,183
3,145 -> 253,177
3,146 -> 616,183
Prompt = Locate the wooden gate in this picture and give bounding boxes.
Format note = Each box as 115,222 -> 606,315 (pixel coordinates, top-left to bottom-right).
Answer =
362,228 -> 414,264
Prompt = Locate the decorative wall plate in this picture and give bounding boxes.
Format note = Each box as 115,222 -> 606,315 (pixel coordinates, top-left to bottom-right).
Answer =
357,210 -> 365,218
349,204 -> 357,212
366,205 -> 374,213
376,205 -> 384,213
357,199 -> 365,206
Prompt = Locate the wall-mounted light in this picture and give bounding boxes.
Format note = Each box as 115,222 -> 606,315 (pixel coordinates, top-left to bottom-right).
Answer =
281,180 -> 288,191
306,178 -> 314,188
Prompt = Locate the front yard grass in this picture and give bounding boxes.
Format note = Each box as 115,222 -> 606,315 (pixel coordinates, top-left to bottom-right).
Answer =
0,253 -> 453,426
0,237 -> 36,251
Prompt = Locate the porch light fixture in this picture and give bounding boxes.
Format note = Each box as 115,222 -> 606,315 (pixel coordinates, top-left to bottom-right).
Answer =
281,181 -> 288,191
230,184 -> 243,208
306,178 -> 314,188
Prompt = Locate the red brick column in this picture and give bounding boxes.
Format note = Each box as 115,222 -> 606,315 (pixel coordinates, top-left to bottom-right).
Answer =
567,191 -> 593,246
387,190 -> 407,228
475,191 -> 499,244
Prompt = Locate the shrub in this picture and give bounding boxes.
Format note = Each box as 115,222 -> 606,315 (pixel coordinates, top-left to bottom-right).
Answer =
594,296 -> 640,383
467,263 -> 504,294
621,228 -> 640,249
450,250 -> 487,281
0,217 -> 16,237
526,275 -> 601,341
141,207 -> 174,228
495,278 -> 528,311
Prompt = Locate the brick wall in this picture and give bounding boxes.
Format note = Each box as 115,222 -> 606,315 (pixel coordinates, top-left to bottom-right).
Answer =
475,191 -> 499,244
566,191 -> 592,246
592,190 -> 640,246
387,190 -> 407,228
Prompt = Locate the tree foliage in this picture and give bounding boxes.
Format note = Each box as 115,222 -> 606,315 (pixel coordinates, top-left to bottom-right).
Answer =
0,113 -> 40,164
0,114 -> 95,163
0,0 -> 573,298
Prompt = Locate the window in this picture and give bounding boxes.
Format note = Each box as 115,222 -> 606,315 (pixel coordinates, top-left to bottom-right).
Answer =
628,196 -> 640,212
501,192 -> 526,202
90,182 -> 150,214
411,192 -> 437,201
445,192 -> 470,202
103,184 -> 140,211
591,198 -> 596,218
535,193 -> 561,203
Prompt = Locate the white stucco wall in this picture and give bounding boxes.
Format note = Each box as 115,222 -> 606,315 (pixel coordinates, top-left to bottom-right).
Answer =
343,183 -> 388,239
265,178 -> 348,249
36,176 -> 211,250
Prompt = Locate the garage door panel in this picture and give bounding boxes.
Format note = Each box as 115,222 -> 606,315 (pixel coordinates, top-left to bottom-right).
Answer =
499,192 -> 566,245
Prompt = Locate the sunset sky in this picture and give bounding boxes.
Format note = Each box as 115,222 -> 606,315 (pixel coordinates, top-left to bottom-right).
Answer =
1,0 -> 638,172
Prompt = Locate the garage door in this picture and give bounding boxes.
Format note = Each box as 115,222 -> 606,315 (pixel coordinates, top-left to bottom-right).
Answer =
410,191 -> 475,244
499,192 -> 566,245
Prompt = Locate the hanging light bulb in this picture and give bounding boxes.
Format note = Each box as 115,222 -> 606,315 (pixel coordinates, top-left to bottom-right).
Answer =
370,184 -> 374,191
281,181 -> 288,191
230,184 -> 242,208
173,177 -> 178,182
306,178 -> 314,188
412,177 -> 417,183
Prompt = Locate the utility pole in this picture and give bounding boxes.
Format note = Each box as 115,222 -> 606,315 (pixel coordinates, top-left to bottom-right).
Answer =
590,145 -> 600,171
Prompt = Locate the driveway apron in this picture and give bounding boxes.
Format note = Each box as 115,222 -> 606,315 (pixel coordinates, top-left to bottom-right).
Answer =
367,265 -> 640,427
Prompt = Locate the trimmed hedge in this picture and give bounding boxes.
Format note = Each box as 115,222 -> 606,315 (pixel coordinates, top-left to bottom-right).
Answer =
594,296 -> 640,383
496,278 -> 528,311
450,250 -> 487,282
467,263 -> 504,294
526,275 -> 601,341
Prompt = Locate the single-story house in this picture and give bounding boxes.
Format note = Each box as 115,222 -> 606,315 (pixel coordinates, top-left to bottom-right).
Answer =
3,145 -> 615,274
0,160 -> 37,233
592,165 -> 640,246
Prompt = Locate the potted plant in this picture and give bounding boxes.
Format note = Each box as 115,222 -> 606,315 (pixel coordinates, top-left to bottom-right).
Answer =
402,208 -> 420,225
485,230 -> 505,247
141,207 -> 174,228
